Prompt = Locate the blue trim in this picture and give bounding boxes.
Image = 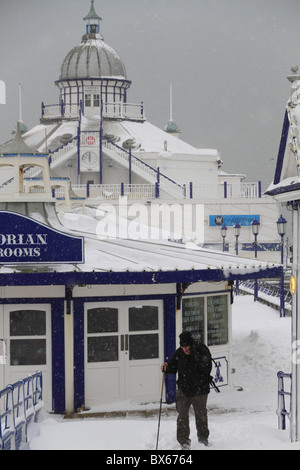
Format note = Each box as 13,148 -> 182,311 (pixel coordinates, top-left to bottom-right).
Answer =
129,149 -> 132,185
163,297 -> 176,403
51,299 -> 65,414
274,110 -> 290,185
0,265 -> 283,287
265,181 -> 300,196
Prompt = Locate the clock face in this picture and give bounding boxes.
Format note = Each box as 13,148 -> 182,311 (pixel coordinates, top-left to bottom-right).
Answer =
81,151 -> 98,169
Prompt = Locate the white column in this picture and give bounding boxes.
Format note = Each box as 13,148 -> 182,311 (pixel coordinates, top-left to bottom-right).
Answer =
291,205 -> 300,442
64,306 -> 74,414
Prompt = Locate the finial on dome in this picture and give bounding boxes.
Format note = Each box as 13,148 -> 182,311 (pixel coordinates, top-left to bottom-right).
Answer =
164,84 -> 181,138
83,0 -> 102,37
287,65 -> 300,83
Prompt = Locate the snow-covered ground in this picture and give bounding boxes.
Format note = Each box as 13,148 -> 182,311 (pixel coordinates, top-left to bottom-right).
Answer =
28,295 -> 300,450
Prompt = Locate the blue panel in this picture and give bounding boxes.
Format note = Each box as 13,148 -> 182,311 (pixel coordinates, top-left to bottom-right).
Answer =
163,297 -> 177,404
0,211 -> 84,264
51,299 -> 65,414
209,214 -> 260,227
274,110 -> 290,185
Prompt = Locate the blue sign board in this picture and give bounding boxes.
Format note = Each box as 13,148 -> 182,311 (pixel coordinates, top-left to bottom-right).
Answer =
209,214 -> 260,227
0,211 -> 84,264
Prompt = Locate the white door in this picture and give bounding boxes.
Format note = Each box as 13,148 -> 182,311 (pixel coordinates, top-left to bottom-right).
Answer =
2,304 -> 52,410
85,300 -> 163,407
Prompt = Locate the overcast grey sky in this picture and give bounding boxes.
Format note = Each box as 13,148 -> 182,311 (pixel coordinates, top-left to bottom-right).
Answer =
1,0 -> 300,189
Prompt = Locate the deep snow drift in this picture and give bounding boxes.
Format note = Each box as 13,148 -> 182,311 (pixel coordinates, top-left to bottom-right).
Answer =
28,295 -> 300,450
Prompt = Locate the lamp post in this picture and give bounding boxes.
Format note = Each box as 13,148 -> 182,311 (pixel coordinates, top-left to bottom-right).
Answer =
234,222 -> 241,295
251,218 -> 260,302
277,215 -> 287,318
234,222 -> 241,255
277,215 -> 287,264
251,218 -> 260,258
221,224 -> 227,252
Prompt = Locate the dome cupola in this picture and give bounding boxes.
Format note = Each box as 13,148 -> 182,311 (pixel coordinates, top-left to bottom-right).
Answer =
53,0 -> 131,119
59,1 -> 127,80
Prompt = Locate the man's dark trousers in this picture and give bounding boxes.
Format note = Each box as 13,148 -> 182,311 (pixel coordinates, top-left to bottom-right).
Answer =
176,389 -> 209,447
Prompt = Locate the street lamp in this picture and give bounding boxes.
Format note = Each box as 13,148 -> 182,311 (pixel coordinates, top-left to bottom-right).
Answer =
276,214 -> 287,319
276,215 -> 287,264
251,218 -> 260,258
221,224 -> 227,252
251,218 -> 260,302
234,222 -> 241,255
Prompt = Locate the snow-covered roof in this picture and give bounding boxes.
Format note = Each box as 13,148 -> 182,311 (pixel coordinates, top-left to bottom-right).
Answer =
0,203 -> 281,284
104,119 -> 218,157
0,121 -> 37,154
21,117 -> 218,158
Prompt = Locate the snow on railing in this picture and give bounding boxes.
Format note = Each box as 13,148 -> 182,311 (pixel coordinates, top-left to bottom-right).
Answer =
41,101 -> 145,122
238,280 -> 292,313
277,371 -> 292,431
0,371 -> 43,451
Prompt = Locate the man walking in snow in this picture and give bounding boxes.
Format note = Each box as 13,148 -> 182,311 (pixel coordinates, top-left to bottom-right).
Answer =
161,331 -> 212,449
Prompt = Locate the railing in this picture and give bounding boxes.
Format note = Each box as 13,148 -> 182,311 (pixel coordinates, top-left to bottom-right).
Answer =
277,371 -> 292,431
103,139 -> 185,199
41,101 -> 145,122
238,280 -> 292,313
218,181 -> 262,199
0,371 -> 43,451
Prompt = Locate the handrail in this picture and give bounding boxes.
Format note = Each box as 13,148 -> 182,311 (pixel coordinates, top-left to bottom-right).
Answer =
277,371 -> 292,431
0,371 -> 43,451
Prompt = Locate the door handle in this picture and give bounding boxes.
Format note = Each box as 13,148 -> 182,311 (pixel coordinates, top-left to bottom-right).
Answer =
120,335 -> 129,352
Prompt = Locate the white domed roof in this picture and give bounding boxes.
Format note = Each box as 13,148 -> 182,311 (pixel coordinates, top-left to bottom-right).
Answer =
60,37 -> 127,80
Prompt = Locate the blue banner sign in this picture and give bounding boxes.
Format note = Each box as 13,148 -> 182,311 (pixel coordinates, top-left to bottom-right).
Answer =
209,214 -> 260,227
0,211 -> 84,264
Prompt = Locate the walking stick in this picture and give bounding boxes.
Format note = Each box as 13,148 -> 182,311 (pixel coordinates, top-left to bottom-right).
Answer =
156,371 -> 165,450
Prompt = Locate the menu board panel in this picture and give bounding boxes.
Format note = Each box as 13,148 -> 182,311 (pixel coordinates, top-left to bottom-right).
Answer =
182,297 -> 205,343
207,295 -> 228,346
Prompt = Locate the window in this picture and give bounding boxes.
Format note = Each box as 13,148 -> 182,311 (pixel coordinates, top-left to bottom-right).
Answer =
87,307 -> 119,363
129,334 -> 159,360
129,306 -> 158,331
93,94 -> 100,107
10,339 -> 46,366
128,306 -> 159,361
87,307 -> 118,333
207,295 -> 228,346
88,336 -> 118,363
182,297 -> 205,343
9,310 -> 47,366
85,94 -> 92,107
10,310 -> 46,336
182,295 -> 229,346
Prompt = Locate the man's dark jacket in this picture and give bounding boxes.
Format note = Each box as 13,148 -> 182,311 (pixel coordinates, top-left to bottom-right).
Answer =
165,342 -> 212,396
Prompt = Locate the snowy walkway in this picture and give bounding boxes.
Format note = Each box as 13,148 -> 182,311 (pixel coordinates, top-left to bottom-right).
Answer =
28,296 -> 300,450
